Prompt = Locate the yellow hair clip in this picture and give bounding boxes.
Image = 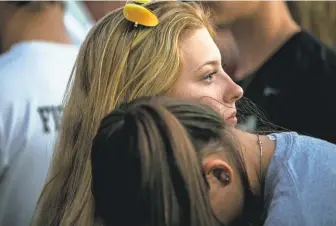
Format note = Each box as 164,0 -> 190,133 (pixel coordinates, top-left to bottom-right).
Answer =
134,0 -> 151,3
123,0 -> 159,27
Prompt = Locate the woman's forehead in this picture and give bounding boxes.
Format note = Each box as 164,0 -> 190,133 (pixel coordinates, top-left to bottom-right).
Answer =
179,27 -> 221,72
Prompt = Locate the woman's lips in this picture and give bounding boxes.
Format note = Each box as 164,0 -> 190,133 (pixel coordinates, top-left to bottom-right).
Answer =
225,111 -> 237,125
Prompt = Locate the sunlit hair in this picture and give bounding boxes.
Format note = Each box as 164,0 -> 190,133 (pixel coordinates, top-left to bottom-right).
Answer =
33,2 -> 214,226
287,1 -> 336,46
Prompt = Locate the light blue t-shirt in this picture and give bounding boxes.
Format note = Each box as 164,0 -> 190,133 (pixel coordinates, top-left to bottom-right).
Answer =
264,132 -> 336,226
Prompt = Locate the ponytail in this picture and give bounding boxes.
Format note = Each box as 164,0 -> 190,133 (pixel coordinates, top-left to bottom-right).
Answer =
91,98 -> 220,226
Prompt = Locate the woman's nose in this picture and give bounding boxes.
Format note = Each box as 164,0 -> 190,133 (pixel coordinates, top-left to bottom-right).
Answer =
231,82 -> 244,102
223,75 -> 244,103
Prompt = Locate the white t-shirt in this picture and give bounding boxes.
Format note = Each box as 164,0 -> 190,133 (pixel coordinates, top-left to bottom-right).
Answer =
0,41 -> 78,226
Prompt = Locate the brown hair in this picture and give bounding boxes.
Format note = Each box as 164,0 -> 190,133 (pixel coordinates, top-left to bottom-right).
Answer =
90,96 -> 258,226
33,2 -> 214,226
91,96 -> 228,226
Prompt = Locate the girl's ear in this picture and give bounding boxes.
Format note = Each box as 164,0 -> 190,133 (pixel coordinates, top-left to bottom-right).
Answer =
204,158 -> 234,187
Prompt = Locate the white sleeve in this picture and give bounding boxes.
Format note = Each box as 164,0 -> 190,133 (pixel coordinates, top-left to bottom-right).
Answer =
0,114 -> 6,177
0,99 -> 27,179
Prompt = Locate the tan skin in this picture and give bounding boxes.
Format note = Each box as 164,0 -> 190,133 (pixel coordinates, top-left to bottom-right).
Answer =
169,28 -> 244,126
205,131 -> 275,223
202,96 -> 276,224
0,2 -> 69,53
83,1 -> 125,21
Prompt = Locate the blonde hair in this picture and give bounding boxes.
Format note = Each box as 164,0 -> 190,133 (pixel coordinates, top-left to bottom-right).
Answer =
33,2 -> 213,226
287,1 -> 336,46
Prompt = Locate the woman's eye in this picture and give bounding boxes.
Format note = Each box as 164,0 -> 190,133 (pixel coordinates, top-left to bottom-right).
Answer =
203,72 -> 216,82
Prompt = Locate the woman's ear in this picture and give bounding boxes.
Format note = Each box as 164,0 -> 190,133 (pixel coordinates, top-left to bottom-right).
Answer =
204,159 -> 234,186
203,156 -> 245,224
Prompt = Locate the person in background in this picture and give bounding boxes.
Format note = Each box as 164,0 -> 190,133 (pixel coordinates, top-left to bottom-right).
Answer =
202,1 -> 336,143
83,1 -> 125,21
32,2 -> 243,225
214,28 -> 239,77
0,2 -> 78,226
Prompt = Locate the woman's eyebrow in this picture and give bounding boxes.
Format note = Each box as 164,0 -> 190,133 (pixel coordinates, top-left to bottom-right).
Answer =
195,60 -> 218,72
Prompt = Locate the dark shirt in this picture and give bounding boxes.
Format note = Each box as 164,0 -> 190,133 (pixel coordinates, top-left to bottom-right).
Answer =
238,30 -> 336,143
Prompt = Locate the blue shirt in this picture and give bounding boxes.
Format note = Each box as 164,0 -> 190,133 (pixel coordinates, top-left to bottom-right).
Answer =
264,132 -> 336,226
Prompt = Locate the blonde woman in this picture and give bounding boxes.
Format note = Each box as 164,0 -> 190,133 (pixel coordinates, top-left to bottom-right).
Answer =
33,1 -> 243,225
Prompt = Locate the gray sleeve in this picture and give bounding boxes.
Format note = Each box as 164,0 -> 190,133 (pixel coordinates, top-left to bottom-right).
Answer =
265,133 -> 336,226
264,192 -> 304,226
264,163 -> 305,226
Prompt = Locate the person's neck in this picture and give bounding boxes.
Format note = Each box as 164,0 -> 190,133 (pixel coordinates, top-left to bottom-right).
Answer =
234,129 -> 276,197
230,2 -> 301,81
1,5 -> 70,53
